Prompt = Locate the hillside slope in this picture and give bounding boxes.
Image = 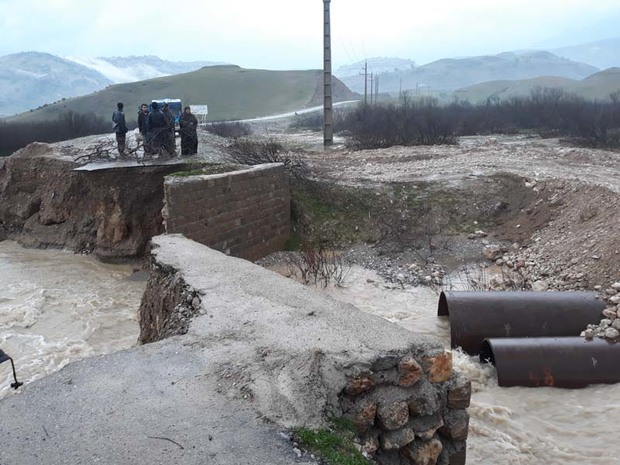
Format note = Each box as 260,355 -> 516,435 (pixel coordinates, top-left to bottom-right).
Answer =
455,67 -> 620,102
340,51 -> 599,95
0,52 -> 112,117
10,65 -> 358,124
551,37 -> 620,70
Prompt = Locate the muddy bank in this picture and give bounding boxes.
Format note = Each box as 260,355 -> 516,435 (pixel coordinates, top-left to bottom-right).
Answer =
0,142 -> 187,260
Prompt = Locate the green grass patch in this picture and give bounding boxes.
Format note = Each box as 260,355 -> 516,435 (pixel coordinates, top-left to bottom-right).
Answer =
291,180 -> 381,248
292,417 -> 371,465
291,179 -> 480,249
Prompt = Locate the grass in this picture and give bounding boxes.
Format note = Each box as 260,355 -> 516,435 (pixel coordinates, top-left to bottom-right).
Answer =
290,180 -> 478,251
291,181 -> 381,248
292,417 -> 372,465
10,66 -> 322,125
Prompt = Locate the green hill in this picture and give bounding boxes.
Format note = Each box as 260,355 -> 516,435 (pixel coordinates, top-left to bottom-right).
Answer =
454,68 -> 620,102
10,65 -> 358,124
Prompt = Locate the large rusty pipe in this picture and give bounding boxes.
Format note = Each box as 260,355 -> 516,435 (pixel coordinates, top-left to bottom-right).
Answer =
480,337 -> 620,388
437,291 -> 604,354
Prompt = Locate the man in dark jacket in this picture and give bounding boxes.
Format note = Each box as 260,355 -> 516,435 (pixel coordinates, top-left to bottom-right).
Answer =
137,103 -> 149,152
146,102 -> 169,157
162,103 -> 176,156
179,106 -> 198,155
112,102 -> 128,156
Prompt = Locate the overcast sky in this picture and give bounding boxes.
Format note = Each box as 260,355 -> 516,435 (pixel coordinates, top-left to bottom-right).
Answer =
1,0 -> 619,69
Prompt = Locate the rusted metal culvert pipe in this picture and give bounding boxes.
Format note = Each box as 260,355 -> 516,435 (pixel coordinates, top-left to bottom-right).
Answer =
480,337 -> 620,388
437,291 -> 604,354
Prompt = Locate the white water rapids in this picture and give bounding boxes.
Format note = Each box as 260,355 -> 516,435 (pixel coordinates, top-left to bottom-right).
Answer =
0,241 -> 144,399
1,244 -> 619,464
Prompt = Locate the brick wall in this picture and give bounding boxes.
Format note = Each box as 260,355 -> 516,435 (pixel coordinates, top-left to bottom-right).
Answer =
162,163 -> 290,261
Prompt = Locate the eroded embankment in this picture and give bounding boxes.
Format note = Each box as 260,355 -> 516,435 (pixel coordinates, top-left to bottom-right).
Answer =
0,142 -> 184,260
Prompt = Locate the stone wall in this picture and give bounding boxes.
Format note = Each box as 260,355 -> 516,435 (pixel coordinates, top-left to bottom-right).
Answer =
162,163 -> 290,261
341,354 -> 470,465
139,235 -> 471,465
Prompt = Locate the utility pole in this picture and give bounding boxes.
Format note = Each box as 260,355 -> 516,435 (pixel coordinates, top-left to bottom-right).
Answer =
375,75 -> 379,102
363,60 -> 368,105
323,0 -> 333,147
369,72 -> 374,105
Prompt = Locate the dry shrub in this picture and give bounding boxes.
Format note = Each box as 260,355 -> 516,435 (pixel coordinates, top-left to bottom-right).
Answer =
205,121 -> 252,139
289,242 -> 351,288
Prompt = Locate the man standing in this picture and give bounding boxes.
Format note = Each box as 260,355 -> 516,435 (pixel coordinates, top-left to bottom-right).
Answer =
161,103 -> 176,156
112,102 -> 128,156
137,103 -> 149,152
146,101 -> 169,157
179,106 -> 198,155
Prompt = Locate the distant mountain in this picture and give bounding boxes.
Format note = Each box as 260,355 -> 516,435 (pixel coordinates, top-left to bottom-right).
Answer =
454,67 -> 620,102
65,55 -> 226,83
0,52 -> 112,117
338,51 -> 599,95
0,52 -> 227,117
335,57 -> 416,78
10,66 -> 359,124
551,37 -> 620,71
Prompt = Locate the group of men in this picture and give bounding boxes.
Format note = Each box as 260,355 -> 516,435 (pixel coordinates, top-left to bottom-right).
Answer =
112,102 -> 199,157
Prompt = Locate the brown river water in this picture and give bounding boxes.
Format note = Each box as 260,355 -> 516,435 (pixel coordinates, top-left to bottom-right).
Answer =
1,243 -> 618,464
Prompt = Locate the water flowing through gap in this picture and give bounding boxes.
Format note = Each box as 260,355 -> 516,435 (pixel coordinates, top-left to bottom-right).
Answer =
305,264 -> 620,465
0,241 -> 145,399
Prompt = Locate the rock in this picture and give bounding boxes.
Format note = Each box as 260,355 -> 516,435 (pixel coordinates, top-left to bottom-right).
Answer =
398,356 -> 424,387
377,400 -> 409,431
532,280 -> 549,292
380,427 -> 416,450
439,410 -> 470,441
483,245 -> 502,261
447,379 -> 472,409
408,396 -> 437,417
362,436 -> 379,455
344,373 -> 375,396
401,438 -> 443,465
422,352 -> 452,383
602,309 -> 617,320
604,328 -> 620,340
353,401 -> 378,430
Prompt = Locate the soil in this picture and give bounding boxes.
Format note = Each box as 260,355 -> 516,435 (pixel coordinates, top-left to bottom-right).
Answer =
256,128 -> 620,293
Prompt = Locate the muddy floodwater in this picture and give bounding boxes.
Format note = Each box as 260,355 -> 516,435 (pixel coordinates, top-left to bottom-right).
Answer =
1,244 -> 619,465
318,266 -> 620,465
0,241 -> 144,399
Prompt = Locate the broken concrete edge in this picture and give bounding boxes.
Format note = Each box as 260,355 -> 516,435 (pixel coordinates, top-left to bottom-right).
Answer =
138,234 -> 471,464
163,162 -> 284,184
